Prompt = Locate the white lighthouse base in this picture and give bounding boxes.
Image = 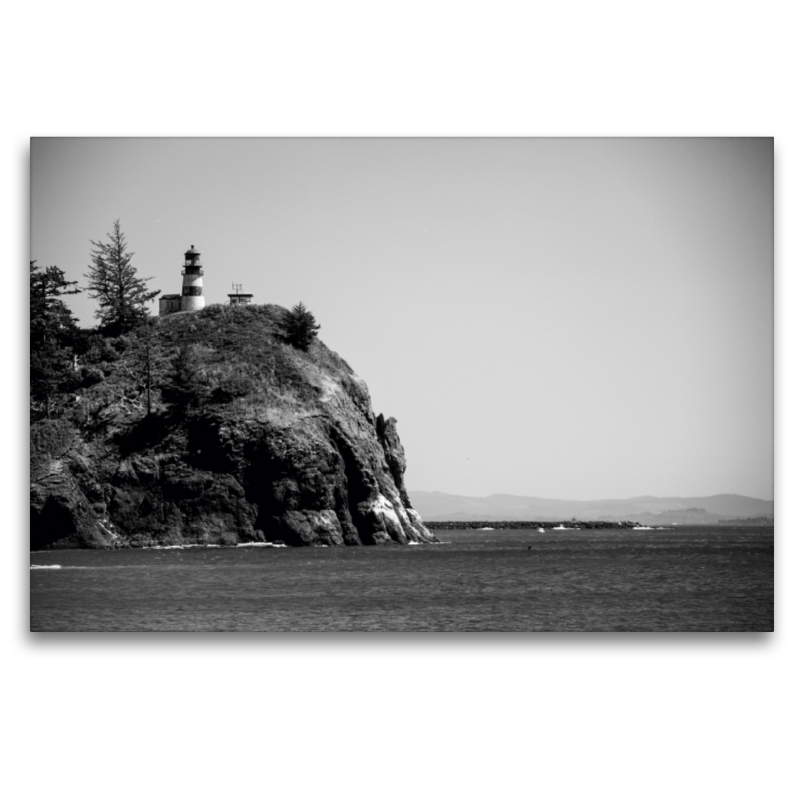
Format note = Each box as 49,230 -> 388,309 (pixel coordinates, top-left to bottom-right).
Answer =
181,295 -> 205,312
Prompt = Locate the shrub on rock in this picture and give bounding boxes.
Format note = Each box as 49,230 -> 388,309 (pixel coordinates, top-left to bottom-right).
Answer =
284,303 -> 321,351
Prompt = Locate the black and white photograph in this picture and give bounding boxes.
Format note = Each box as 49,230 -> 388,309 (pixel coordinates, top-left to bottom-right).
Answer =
8,3 -> 798,799
29,137 -> 773,632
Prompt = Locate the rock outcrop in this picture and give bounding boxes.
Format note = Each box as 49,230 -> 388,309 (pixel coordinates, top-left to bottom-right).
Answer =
30,304 -> 437,549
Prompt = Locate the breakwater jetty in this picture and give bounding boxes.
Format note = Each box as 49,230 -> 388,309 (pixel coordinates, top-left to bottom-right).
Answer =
425,520 -> 641,531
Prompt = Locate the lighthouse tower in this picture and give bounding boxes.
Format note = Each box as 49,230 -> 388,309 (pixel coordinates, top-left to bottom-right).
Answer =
180,245 -> 205,312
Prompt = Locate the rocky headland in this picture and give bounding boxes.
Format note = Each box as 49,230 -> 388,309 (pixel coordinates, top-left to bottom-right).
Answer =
30,304 -> 437,549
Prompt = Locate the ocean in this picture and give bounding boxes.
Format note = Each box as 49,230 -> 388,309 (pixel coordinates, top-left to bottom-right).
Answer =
29,526 -> 773,632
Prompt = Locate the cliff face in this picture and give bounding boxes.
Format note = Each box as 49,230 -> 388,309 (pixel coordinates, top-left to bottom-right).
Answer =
30,304 -> 437,549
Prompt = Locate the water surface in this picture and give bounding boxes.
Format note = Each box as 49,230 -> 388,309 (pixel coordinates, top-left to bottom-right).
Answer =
30,526 -> 773,632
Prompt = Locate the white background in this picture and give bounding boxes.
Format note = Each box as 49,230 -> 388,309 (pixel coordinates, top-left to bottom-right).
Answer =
5,2 -> 796,799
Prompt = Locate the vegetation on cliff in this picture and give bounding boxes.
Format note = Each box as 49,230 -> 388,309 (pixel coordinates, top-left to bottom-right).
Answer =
30,301 -> 436,549
29,260 -> 81,420
284,302 -> 321,351
85,220 -> 160,335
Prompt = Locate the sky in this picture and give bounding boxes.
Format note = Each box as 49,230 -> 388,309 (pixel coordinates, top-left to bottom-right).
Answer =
30,137 -> 773,501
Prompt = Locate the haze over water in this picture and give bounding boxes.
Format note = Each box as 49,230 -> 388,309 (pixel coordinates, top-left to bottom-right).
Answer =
31,526 -> 773,632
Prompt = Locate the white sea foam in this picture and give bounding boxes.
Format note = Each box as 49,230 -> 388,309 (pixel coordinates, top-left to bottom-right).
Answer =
236,542 -> 283,548
31,564 -> 61,569
632,526 -> 655,530
148,543 -> 227,550
237,542 -> 287,548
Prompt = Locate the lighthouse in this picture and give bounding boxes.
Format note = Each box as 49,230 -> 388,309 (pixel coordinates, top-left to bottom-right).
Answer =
180,245 -> 205,312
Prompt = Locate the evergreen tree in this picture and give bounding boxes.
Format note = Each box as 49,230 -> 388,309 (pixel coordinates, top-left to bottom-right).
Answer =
161,344 -> 209,409
121,320 -> 169,417
30,260 -> 80,344
85,220 -> 159,335
30,261 -> 81,419
285,302 -> 321,351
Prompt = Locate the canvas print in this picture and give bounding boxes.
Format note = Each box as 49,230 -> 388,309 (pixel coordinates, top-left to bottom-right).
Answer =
29,138 -> 773,631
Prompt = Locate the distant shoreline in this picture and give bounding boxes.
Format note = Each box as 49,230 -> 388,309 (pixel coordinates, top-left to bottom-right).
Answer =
425,520 -> 641,530
424,519 -> 774,530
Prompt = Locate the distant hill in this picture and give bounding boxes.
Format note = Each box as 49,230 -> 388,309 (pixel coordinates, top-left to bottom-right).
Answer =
408,491 -> 774,524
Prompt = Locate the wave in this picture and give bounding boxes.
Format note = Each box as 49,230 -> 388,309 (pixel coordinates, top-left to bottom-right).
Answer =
236,542 -> 287,548
147,542 -> 294,550
30,564 -> 62,569
147,543 -> 225,550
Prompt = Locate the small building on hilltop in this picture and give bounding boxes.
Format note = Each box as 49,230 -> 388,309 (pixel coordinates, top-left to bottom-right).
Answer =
159,245 -> 206,316
228,283 -> 254,307
159,294 -> 181,315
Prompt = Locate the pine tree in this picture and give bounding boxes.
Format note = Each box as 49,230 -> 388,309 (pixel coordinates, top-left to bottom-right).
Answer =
285,302 -> 321,351
122,320 -> 169,417
30,261 -> 81,419
85,220 -> 159,335
30,260 -> 80,344
161,344 -> 209,409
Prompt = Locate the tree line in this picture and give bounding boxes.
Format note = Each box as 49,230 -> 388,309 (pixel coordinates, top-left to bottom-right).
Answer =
30,219 -> 321,422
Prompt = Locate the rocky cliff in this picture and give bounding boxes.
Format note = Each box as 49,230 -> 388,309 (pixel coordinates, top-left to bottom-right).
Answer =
30,304 -> 437,549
